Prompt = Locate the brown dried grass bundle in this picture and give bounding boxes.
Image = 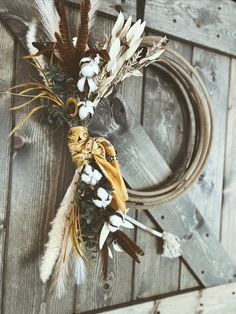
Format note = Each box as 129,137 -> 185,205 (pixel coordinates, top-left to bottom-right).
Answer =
101,244 -> 109,280
54,0 -> 77,76
76,0 -> 91,57
113,230 -> 144,263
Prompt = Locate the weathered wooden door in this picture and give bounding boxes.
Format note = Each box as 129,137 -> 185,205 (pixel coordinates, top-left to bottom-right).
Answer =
1,1 -> 236,313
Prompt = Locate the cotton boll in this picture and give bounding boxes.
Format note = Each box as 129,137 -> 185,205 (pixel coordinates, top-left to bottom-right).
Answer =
93,169 -> 102,182
87,78 -> 97,93
81,173 -> 91,184
81,63 -> 96,77
93,199 -> 104,208
93,187 -> 112,208
84,164 -> 93,176
97,187 -> 109,200
77,77 -> 86,92
78,101 -> 96,120
82,165 -> 102,186
80,57 -> 92,63
79,105 -> 90,120
109,214 -> 123,232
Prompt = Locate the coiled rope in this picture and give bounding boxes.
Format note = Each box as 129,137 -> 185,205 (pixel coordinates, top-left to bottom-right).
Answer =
126,37 -> 213,209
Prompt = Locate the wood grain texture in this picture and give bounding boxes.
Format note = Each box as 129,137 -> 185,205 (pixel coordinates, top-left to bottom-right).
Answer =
134,39 -> 194,298
188,49 -> 230,237
134,210 -> 180,298
145,0 -> 236,57
2,46 -> 75,314
104,282 -> 236,314
180,48 -> 230,290
0,23 -> 15,311
221,59 -> 236,264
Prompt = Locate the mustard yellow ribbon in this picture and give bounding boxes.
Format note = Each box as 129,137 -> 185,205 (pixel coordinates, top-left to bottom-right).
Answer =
68,126 -> 128,213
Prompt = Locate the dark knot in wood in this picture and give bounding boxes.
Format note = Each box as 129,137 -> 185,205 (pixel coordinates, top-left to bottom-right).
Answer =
13,131 -> 26,151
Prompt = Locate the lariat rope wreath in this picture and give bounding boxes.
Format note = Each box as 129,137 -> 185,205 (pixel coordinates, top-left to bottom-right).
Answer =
6,0 -> 212,297
127,43 -> 213,208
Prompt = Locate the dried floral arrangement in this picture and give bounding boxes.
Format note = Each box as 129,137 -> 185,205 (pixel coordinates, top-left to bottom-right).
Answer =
8,0 -> 182,297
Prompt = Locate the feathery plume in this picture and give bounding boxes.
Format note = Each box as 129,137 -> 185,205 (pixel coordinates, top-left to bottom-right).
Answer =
40,169 -> 80,284
35,0 -> 60,41
76,0 -> 91,55
26,20 -> 47,80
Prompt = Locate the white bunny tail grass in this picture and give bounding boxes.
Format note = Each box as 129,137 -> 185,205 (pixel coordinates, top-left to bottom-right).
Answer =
35,0 -> 60,41
162,232 -> 182,259
50,234 -> 87,298
89,0 -> 101,30
50,222 -> 73,298
74,254 -> 87,285
40,169 -> 80,284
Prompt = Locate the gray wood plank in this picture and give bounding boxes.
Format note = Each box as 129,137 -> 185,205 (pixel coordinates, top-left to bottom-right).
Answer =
102,282 -> 236,314
180,48 -> 230,290
134,210 -> 180,298
134,39 -> 194,298
221,59 -> 236,264
189,49 -> 230,237
0,22 -> 15,311
144,0 -> 236,57
2,0 -> 236,58
2,46 -> 74,314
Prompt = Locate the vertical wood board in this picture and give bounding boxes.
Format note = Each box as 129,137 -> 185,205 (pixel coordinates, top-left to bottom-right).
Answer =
221,59 -> 236,263
0,23 -> 15,311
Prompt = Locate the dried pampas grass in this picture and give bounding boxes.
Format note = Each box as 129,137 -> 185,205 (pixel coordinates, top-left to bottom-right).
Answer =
50,224 -> 87,298
40,169 -> 80,284
35,0 -> 60,41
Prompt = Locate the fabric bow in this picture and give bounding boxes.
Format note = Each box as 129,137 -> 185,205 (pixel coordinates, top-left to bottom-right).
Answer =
68,126 -> 128,213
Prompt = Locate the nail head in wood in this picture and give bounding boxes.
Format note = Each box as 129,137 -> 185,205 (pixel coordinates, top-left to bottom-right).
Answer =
115,5 -> 123,12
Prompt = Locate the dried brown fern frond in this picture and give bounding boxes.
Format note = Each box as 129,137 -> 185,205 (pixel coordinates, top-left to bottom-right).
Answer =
76,0 -> 91,57
101,244 -> 109,280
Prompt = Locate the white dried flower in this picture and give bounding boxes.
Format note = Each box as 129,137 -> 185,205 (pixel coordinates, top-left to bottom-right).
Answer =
78,100 -> 97,120
77,55 -> 100,94
80,59 -> 100,77
77,77 -> 98,93
81,165 -> 102,186
99,210 -> 134,249
93,187 -> 112,208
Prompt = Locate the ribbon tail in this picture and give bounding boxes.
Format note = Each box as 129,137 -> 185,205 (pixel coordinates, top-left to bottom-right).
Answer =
94,154 -> 128,213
